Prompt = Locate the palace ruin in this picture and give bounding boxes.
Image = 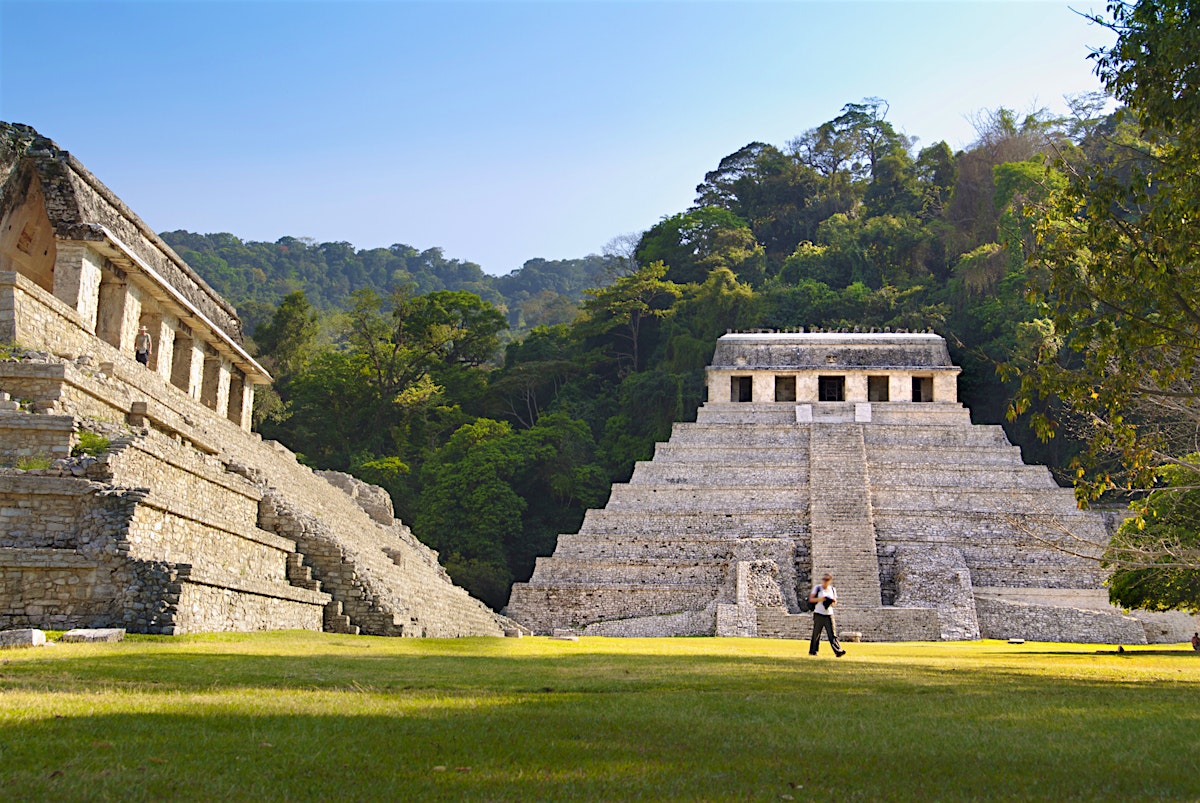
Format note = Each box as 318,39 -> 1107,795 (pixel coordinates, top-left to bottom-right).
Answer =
0,122 -> 507,636
507,332 -> 1197,643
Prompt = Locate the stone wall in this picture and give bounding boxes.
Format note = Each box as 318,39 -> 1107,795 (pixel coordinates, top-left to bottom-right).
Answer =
975,596 -> 1147,644
892,544 -> 980,640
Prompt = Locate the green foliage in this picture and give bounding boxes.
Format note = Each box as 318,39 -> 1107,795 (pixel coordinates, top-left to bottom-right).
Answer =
15,454 -> 52,470
579,261 -> 681,375
635,207 -> 766,285
71,431 -> 110,457
415,414 -> 606,606
254,290 -> 319,376
1107,458 -> 1200,611
161,231 -> 617,336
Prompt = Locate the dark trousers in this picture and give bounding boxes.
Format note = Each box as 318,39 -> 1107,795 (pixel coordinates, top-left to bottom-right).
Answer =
810,612 -> 842,654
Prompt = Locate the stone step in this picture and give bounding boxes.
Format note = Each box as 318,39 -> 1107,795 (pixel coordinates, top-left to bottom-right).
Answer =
528,557 -> 729,585
322,600 -> 360,635
808,423 -> 882,607
870,486 -> 1083,512
579,509 -> 808,536
629,461 -> 810,485
605,485 -> 810,512
866,463 -> 1056,488
862,425 -> 1012,448
0,411 -> 75,463
864,444 -> 1024,465
652,444 -> 810,465
668,424 -> 811,447
551,533 -> 799,560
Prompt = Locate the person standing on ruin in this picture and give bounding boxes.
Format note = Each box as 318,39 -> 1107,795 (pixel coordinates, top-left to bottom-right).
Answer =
134,325 -> 152,366
809,573 -> 846,657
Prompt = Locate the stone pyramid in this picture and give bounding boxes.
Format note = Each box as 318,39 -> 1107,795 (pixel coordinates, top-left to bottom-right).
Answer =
507,333 -> 1195,643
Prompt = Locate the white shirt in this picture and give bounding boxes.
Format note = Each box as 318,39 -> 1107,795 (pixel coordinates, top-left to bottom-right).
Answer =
811,583 -> 837,615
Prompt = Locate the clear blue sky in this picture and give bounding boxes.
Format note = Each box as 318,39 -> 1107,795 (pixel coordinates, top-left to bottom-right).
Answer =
1,1 -> 1114,276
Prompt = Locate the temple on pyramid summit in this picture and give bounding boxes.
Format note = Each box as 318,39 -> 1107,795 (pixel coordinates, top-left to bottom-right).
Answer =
506,331 -> 1196,643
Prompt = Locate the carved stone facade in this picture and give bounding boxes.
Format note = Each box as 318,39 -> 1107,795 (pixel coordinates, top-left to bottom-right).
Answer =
0,123 -> 507,637
507,332 -> 1198,644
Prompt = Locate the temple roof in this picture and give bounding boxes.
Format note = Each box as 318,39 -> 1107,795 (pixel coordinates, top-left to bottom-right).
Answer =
711,332 -> 957,371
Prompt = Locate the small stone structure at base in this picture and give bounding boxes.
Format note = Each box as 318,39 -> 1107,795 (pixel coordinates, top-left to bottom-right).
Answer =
0,123 -> 508,637
507,332 -> 1197,644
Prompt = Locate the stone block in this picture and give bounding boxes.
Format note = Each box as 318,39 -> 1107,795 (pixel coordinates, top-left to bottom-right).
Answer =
0,628 -> 46,648
61,627 -> 126,643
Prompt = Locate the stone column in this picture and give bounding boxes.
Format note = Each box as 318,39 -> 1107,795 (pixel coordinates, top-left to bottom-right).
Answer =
844,373 -> 868,402
95,270 -> 142,354
139,310 -> 177,382
751,372 -> 773,404
227,370 -> 255,429
707,371 -> 725,403
797,373 -> 819,402
934,372 -> 959,403
170,331 -> 205,400
200,349 -> 231,411
52,243 -> 103,332
889,373 -> 910,403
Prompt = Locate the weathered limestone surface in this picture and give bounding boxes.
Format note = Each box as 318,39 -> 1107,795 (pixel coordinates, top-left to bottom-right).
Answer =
61,627 -> 124,643
508,332 -> 1195,643
0,627 -> 45,648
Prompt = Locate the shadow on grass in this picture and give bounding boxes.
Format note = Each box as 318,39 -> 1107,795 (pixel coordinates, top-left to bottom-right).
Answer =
2,642 -> 1200,800
2,676 -> 1198,802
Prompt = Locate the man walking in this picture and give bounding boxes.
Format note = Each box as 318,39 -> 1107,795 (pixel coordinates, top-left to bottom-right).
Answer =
809,573 -> 846,657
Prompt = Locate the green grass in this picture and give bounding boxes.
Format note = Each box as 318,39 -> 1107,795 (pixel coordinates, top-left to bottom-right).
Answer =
71,431 -> 111,457
0,633 -> 1197,801
13,455 -> 52,471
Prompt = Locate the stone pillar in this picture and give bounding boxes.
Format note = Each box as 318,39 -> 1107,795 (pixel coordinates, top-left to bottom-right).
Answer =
934,372 -> 959,403
707,371 -> 727,403
797,373 -> 819,402
200,349 -> 230,411
216,357 -> 233,414
844,373 -> 868,402
751,372 -> 773,404
52,243 -> 103,332
95,270 -> 142,354
170,331 -> 205,400
227,370 -> 254,429
889,373 -> 910,403
139,310 -> 177,382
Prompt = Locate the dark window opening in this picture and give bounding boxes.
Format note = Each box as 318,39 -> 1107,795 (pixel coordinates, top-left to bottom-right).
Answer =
775,376 -> 797,402
818,376 -> 845,402
912,376 -> 934,402
868,375 -> 890,402
731,376 -> 753,402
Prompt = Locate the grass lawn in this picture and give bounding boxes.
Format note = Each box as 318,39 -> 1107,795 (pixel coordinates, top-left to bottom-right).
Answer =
0,633 -> 1197,801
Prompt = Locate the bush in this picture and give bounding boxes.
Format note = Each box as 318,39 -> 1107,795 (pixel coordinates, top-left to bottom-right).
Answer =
72,431 -> 110,457
15,455 -> 53,471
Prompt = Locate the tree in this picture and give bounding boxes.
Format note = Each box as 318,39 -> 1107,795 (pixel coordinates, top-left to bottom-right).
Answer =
788,98 -> 910,190
579,261 -> 681,375
1106,459 -> 1200,610
1013,0 -> 1200,604
635,207 -> 767,286
254,290 -> 319,377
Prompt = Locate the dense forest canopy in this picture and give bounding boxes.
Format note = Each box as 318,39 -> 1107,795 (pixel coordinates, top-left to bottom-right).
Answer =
163,1 -> 1198,611
158,230 -> 619,337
